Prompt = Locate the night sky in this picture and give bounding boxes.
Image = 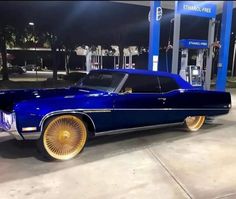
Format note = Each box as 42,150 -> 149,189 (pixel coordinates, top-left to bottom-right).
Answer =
0,1 -> 150,46
1,1 -> 234,47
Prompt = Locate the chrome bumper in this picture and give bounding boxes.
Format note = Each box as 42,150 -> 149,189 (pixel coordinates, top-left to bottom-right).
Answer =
0,111 -> 23,140
21,132 -> 41,140
6,129 -> 23,140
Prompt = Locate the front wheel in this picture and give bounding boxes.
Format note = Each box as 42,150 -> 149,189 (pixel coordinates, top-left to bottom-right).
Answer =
184,116 -> 205,132
38,115 -> 87,161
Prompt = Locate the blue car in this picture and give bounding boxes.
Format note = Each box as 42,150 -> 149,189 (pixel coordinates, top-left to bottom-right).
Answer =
0,69 -> 231,160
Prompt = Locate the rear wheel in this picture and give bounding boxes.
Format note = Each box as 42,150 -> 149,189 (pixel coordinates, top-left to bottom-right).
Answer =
184,116 -> 205,132
38,115 -> 87,160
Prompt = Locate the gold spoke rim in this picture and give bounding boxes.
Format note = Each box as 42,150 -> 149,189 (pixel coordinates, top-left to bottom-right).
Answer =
43,115 -> 87,160
185,116 -> 205,132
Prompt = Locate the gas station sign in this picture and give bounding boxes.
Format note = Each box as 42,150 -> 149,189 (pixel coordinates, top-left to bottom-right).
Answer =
180,39 -> 208,49
177,1 -> 217,18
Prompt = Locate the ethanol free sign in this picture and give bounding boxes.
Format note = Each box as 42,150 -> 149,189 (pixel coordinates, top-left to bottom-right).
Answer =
177,1 -> 217,18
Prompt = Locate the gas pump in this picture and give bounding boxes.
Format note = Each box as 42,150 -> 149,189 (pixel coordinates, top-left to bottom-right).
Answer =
179,39 -> 208,88
186,65 -> 202,87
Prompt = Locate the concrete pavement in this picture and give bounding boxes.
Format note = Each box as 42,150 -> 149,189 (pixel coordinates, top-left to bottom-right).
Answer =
0,90 -> 235,199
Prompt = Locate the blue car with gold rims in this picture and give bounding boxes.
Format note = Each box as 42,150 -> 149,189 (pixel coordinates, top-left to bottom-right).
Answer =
0,69 -> 231,160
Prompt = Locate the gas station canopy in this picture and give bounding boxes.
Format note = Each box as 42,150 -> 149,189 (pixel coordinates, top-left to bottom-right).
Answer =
113,1 -> 236,13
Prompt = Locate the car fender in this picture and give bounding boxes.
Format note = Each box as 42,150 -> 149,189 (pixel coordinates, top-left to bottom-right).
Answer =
39,110 -> 96,136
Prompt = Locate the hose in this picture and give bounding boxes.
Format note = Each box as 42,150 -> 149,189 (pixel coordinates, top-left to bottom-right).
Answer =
165,18 -> 174,72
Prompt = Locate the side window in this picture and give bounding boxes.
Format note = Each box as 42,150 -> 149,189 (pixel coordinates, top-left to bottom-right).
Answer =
121,74 -> 161,93
158,76 -> 179,93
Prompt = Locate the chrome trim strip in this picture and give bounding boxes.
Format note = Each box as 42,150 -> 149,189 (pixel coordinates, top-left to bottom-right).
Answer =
95,122 -> 183,136
56,108 -> 228,111
37,108 -> 229,122
83,110 -> 112,113
39,110 -> 96,133
111,108 -> 229,111
46,108 -> 229,111
22,132 -> 41,140
38,107 -> 228,137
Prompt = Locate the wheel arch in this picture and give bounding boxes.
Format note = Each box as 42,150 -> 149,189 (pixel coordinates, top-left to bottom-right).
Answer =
39,111 -> 96,137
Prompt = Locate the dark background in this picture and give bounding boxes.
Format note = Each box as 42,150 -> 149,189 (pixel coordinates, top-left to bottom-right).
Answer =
0,1 -> 235,73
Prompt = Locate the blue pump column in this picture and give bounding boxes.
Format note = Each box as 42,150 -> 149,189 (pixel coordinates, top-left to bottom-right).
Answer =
216,1 -> 233,91
148,1 -> 161,71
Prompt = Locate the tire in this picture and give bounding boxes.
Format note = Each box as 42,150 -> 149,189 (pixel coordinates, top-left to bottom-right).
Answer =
38,115 -> 87,161
184,116 -> 205,132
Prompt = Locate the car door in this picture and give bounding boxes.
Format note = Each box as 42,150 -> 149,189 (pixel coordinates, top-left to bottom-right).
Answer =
112,74 -> 168,130
158,75 -> 186,123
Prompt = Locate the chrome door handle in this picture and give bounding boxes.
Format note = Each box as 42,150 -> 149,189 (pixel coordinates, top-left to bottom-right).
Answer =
158,97 -> 166,101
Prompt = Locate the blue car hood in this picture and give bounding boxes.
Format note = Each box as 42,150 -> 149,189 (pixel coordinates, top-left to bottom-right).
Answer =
0,87 -> 104,112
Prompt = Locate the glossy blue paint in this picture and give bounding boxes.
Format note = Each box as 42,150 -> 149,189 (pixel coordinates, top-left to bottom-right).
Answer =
0,69 -> 231,140
216,1 -> 233,91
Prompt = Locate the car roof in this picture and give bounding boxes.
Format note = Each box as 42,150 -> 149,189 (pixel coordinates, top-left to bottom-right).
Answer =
91,69 -> 193,89
96,69 -> 176,77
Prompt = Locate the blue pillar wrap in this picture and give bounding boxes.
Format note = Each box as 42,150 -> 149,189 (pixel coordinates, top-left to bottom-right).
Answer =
216,1 -> 233,91
148,1 -> 161,71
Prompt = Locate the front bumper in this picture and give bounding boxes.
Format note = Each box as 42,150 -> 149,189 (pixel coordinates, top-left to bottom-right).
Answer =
0,111 -> 23,140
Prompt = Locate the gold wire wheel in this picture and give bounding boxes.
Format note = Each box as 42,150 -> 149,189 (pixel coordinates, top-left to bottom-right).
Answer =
43,115 -> 87,160
185,116 -> 205,132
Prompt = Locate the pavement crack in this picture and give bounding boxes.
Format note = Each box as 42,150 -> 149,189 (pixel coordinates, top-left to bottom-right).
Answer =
147,147 -> 193,199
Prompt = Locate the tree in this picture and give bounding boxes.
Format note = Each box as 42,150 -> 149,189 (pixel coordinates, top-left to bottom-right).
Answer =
39,28 -> 80,79
0,22 -> 42,81
62,34 -> 78,75
0,25 -> 16,81
38,31 -> 60,80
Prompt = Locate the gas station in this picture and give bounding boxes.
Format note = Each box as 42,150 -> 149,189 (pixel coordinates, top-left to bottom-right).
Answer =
81,1 -> 235,91
1,1 -> 236,199
146,1 -> 234,91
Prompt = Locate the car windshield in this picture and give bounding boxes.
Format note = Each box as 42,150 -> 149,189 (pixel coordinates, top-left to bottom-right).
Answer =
77,71 -> 125,92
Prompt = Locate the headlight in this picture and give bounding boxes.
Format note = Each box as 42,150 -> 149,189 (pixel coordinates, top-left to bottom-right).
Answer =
0,111 -> 16,131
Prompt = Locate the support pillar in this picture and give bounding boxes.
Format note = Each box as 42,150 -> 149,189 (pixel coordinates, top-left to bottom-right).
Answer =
171,1 -> 181,74
216,1 -> 233,91
148,1 -> 161,71
205,19 -> 215,90
231,36 -> 236,77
